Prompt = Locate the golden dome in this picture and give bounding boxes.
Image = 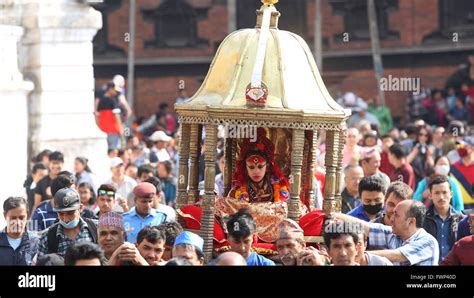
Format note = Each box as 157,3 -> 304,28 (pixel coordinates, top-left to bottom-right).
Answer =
176,2 -> 350,129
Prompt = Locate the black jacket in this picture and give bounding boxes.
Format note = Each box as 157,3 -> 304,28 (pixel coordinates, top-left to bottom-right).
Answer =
422,205 -> 464,249
0,230 -> 39,266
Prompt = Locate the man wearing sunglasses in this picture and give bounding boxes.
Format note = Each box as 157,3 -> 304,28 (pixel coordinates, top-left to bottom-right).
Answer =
122,182 -> 167,244
95,184 -> 129,217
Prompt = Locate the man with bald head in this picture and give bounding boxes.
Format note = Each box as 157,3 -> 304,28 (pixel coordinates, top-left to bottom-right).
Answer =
342,128 -> 362,167
334,200 -> 439,265
215,252 -> 247,266
341,165 -> 364,214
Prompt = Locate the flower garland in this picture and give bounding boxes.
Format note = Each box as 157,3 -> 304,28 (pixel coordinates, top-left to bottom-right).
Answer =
234,177 -> 289,203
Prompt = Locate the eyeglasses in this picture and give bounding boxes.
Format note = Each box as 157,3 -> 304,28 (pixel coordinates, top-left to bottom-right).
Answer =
98,190 -> 115,197
418,133 -> 428,137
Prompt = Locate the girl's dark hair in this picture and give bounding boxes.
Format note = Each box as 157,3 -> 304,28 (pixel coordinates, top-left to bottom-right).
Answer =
225,207 -> 256,240
244,149 -> 268,164
3,197 -> 28,214
75,157 -> 92,173
78,182 -> 96,206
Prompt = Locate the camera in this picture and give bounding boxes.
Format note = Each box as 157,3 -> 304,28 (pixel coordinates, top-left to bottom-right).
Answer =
418,143 -> 427,155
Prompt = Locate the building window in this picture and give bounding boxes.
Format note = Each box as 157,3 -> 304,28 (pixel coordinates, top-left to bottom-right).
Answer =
439,0 -> 474,38
91,0 -> 125,57
329,0 -> 399,41
423,0 -> 474,43
236,0 -> 307,39
142,0 -> 208,48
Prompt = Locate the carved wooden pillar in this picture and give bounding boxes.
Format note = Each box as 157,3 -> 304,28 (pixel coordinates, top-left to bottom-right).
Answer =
176,123 -> 191,209
334,128 -> 345,213
224,137 -> 233,197
201,124 -> 217,263
188,124 -> 202,205
289,129 -> 304,221
323,130 -> 339,214
306,130 -> 318,211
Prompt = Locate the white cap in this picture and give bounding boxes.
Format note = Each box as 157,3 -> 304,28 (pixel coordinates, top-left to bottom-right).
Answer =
150,131 -> 172,142
110,157 -> 124,168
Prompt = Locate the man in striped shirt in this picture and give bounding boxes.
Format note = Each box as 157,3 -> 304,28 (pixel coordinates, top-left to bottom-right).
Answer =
334,200 -> 439,265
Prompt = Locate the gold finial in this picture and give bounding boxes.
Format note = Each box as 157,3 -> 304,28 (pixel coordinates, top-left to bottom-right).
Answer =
262,0 -> 278,5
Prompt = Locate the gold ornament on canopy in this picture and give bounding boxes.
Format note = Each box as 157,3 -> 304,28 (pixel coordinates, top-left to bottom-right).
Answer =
262,0 -> 279,5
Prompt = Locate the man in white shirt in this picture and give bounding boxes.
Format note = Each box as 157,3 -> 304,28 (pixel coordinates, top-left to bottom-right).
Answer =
149,131 -> 171,164
105,157 -> 137,212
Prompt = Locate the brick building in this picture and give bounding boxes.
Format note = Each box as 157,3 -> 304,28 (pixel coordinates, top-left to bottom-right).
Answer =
92,0 -> 474,125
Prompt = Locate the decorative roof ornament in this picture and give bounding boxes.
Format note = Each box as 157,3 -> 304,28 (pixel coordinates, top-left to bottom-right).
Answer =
246,0 -> 278,107
262,0 -> 279,5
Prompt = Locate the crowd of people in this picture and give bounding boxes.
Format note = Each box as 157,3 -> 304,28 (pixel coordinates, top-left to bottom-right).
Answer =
1,64 -> 473,266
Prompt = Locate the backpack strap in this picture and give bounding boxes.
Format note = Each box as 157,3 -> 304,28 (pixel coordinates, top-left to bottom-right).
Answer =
47,218 -> 98,253
47,223 -> 60,254
83,218 -> 98,243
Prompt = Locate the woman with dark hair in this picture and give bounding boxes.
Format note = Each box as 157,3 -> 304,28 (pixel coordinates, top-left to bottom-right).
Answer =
74,157 -> 99,193
406,126 -> 435,185
77,182 -> 97,211
226,208 -> 275,266
0,197 -> 39,265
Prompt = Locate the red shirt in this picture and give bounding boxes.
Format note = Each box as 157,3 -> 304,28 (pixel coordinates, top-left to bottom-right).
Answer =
389,162 -> 415,191
379,151 -> 395,176
97,96 -> 121,134
440,236 -> 474,265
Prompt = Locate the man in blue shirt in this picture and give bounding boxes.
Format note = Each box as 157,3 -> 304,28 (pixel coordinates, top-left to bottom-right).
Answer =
335,200 -> 439,265
348,175 -> 386,222
122,182 -> 167,243
225,208 -> 274,266
422,176 -> 465,261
